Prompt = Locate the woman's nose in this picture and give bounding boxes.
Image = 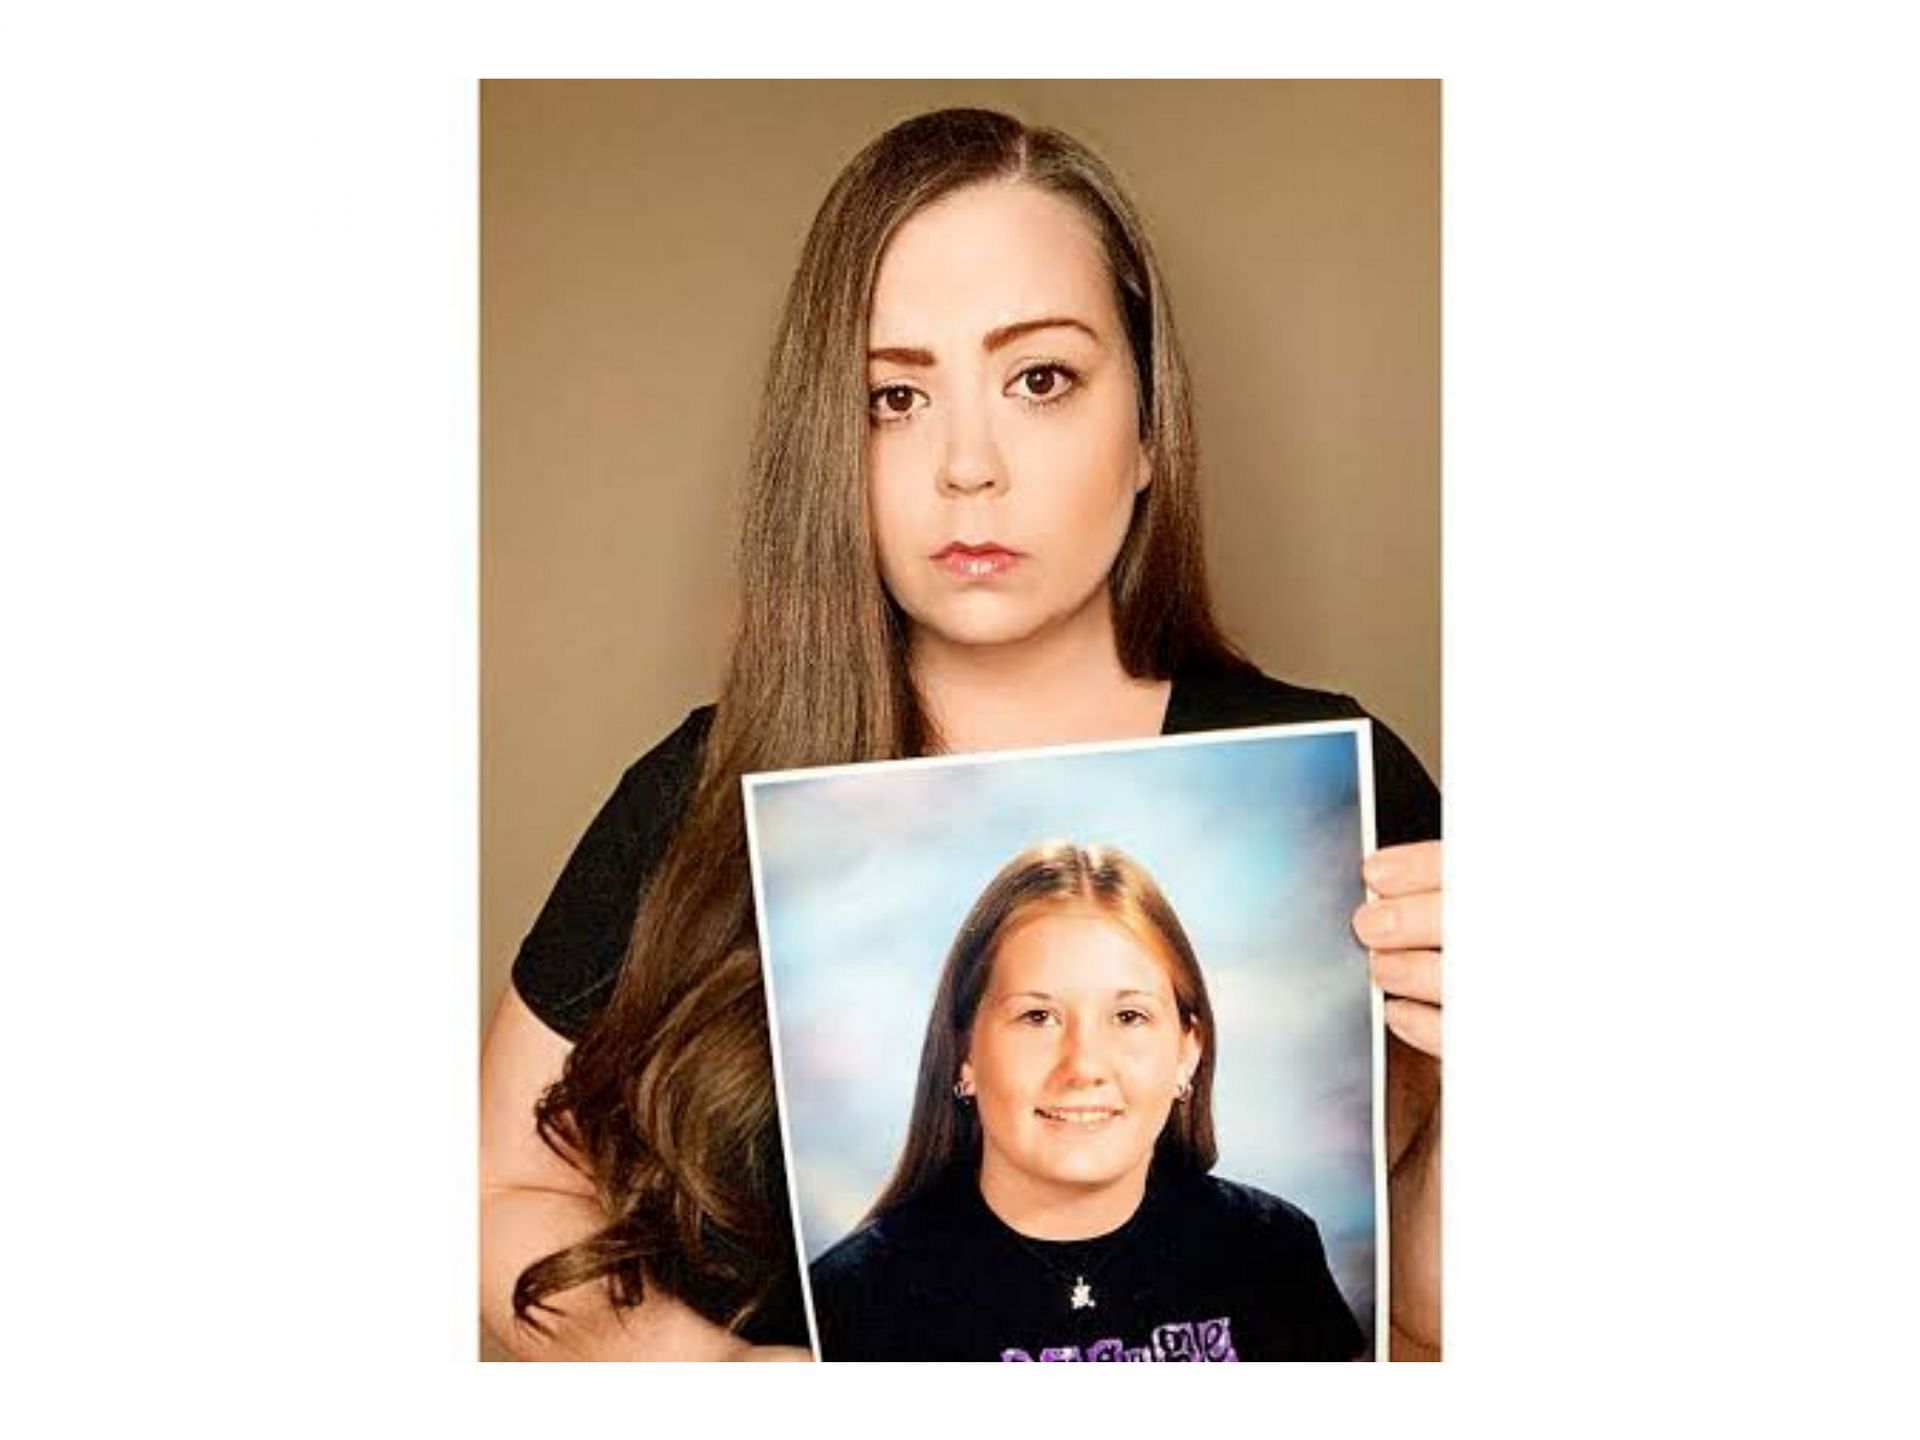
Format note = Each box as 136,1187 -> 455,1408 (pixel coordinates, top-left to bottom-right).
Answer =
935,397 -> 1005,498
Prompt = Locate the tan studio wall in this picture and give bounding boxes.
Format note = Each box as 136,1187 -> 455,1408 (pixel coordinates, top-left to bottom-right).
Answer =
481,75 -> 1439,1158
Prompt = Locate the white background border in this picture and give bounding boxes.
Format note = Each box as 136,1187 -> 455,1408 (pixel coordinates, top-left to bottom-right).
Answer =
4,2 -> 1916,1430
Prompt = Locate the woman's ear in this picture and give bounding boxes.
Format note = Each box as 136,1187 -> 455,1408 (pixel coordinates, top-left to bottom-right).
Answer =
1133,440 -> 1152,495
1177,1025 -> 1201,1086
957,1058 -> 976,1097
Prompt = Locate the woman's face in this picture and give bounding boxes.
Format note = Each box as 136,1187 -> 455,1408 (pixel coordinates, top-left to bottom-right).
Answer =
864,180 -> 1149,657
961,905 -> 1201,1215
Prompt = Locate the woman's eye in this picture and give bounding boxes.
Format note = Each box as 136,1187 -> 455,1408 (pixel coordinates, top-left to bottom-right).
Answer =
1016,1008 -> 1058,1027
1115,1008 -> 1153,1027
868,384 -> 925,423
1009,363 -> 1077,404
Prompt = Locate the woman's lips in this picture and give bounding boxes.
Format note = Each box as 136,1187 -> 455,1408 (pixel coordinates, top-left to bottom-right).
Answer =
932,541 -> 1022,580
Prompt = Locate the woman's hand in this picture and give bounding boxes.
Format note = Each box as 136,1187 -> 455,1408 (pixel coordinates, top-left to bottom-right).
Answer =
1354,839 -> 1442,1360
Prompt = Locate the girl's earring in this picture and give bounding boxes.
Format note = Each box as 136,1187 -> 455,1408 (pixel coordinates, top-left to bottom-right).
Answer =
951,1080 -> 975,1105
1175,1076 -> 1192,1103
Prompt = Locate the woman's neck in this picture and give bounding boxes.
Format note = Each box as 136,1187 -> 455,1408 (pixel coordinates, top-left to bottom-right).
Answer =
911,600 -> 1172,755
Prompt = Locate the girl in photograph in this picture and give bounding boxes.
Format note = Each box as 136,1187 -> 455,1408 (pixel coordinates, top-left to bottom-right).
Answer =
809,841 -> 1366,1362
479,105 -> 1443,1361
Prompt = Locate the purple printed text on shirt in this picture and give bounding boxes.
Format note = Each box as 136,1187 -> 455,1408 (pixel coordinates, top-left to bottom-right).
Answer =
999,1316 -> 1239,1363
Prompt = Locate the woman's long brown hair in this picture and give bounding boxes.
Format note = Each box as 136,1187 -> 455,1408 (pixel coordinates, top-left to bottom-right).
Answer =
867,841 -> 1219,1225
513,108 -> 1246,1336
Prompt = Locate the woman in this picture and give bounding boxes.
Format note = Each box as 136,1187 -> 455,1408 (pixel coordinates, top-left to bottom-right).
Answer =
479,106 -> 1443,1361
809,841 -> 1367,1362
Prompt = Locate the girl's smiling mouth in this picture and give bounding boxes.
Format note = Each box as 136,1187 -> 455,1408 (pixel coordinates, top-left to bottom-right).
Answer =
1034,1105 -> 1124,1126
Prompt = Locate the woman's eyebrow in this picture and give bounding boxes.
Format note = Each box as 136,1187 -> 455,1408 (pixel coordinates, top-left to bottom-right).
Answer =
983,315 -> 1101,352
867,343 -> 935,367
867,315 -> 1103,368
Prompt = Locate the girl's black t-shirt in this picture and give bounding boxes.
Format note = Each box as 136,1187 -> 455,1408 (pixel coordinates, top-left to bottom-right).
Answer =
808,1164 -> 1368,1361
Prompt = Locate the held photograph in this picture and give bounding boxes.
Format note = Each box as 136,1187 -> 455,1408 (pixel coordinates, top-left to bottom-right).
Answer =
743,721 -> 1386,1361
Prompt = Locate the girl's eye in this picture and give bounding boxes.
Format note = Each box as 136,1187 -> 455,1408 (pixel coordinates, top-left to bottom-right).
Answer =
868,384 -> 925,423
1009,363 -> 1078,404
1115,1008 -> 1154,1027
1016,1008 -> 1058,1027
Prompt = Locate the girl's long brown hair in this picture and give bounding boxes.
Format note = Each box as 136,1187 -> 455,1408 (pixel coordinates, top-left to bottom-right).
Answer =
514,107 -> 1246,1336
867,841 -> 1219,1224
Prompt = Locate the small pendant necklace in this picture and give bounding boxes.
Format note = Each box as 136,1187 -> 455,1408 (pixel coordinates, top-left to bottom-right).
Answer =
983,1174 -> 1157,1313
1007,1226 -> 1131,1312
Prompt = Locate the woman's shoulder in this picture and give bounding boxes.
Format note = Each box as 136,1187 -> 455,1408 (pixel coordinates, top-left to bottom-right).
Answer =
537,702 -> 716,864
1165,653 -> 1367,733
618,703 -> 716,789
508,704 -> 716,1041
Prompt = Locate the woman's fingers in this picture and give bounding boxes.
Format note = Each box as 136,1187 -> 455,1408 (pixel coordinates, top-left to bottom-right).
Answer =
1370,948 -> 1441,1005
1363,840 -> 1441,899
1353,888 -> 1442,952
1384,998 -> 1442,1058
1357,840 -> 1443,1059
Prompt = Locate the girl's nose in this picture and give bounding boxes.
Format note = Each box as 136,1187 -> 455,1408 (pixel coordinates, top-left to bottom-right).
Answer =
1052,1017 -> 1108,1086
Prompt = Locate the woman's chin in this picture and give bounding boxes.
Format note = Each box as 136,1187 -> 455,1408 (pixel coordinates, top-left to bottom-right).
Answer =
905,603 -> 1049,653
